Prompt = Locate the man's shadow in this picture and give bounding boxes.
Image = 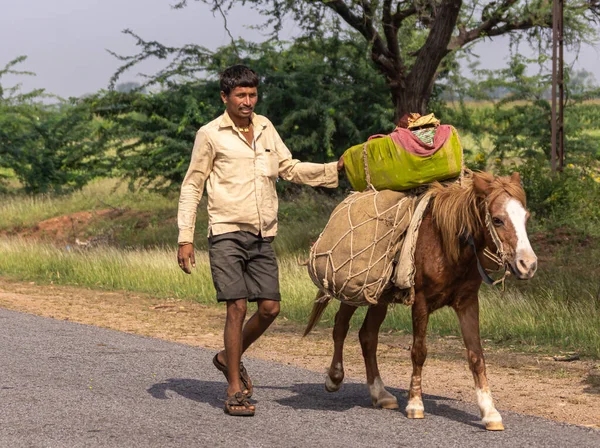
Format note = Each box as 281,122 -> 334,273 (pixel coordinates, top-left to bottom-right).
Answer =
148,378 -> 483,429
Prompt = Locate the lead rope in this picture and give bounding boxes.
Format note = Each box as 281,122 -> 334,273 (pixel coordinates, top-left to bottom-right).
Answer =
362,142 -> 375,191
468,202 -> 511,290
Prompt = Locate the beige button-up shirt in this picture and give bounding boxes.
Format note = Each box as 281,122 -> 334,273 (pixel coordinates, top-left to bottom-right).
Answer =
177,111 -> 339,243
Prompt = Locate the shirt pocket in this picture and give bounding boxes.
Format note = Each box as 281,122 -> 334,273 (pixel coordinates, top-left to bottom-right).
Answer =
264,150 -> 279,179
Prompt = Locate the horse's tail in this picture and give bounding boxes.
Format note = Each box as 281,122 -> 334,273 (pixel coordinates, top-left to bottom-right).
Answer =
303,292 -> 333,337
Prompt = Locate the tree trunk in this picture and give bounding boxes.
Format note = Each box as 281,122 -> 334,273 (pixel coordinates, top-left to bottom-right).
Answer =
390,81 -> 434,123
383,0 -> 461,122
392,88 -> 429,123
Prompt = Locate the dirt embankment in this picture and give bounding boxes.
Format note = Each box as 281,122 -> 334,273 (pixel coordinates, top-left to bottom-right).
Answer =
1,209 -> 116,245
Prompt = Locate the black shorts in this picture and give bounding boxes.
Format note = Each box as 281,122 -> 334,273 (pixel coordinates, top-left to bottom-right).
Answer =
208,231 -> 281,302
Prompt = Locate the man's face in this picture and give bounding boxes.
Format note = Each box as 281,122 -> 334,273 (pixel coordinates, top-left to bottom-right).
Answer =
221,86 -> 258,122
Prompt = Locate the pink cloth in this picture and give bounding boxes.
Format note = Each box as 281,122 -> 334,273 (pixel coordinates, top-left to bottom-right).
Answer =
367,125 -> 453,156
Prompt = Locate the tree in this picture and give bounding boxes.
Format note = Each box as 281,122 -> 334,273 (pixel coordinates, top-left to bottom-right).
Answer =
115,81 -> 147,94
234,38 -> 394,162
0,57 -> 113,193
162,0 -> 600,120
90,82 -> 222,192
567,69 -> 600,98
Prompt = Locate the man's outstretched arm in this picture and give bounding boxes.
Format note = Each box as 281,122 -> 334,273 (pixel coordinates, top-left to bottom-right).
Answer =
272,128 -> 343,188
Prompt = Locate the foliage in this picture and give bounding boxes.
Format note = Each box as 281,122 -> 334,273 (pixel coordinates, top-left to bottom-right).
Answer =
439,47 -> 600,235
97,38 -> 392,192
114,81 -> 147,94
2,101 -> 114,194
0,57 -> 113,194
89,82 -> 222,192
517,156 -> 600,235
229,38 -> 394,162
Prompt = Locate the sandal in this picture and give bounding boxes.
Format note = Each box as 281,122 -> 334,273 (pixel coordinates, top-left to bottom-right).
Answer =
213,353 -> 254,398
224,392 -> 255,417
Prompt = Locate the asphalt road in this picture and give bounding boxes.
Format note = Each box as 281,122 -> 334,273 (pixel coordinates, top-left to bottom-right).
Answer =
0,308 -> 598,448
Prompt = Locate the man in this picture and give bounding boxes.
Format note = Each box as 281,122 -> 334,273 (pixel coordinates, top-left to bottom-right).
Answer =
177,65 -> 343,416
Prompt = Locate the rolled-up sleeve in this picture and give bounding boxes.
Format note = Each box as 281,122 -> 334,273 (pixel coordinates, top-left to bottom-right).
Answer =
273,128 -> 338,188
177,129 -> 215,244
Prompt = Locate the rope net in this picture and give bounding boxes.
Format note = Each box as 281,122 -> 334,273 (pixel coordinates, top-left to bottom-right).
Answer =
307,189 -> 415,307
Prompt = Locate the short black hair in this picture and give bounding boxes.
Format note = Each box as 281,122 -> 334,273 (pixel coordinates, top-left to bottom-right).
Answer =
219,64 -> 259,95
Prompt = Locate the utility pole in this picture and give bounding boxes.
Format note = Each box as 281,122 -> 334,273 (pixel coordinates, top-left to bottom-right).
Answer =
551,0 -> 565,172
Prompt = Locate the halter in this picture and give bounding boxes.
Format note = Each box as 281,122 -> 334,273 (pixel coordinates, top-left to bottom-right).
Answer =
467,201 -> 511,289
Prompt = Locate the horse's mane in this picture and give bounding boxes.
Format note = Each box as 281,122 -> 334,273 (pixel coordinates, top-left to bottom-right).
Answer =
428,171 -> 526,263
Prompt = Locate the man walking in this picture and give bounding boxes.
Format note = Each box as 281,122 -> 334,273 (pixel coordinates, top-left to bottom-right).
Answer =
177,65 -> 341,416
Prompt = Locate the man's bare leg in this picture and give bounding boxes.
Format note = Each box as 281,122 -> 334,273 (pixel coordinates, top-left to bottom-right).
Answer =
241,299 -> 280,352
222,298 -> 247,398
217,299 -> 280,391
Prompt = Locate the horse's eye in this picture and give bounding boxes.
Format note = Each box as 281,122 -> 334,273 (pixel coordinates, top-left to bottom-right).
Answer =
492,217 -> 504,227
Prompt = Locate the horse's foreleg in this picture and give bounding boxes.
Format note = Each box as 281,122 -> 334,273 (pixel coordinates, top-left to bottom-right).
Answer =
456,298 -> 504,431
326,302 -> 357,392
407,297 -> 429,419
359,301 -> 398,409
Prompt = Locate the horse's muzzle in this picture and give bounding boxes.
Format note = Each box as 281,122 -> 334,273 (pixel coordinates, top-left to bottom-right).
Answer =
512,253 -> 538,280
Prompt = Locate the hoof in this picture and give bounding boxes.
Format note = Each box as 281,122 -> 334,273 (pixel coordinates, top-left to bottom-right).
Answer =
374,399 -> 399,410
372,396 -> 399,409
368,378 -> 398,410
325,375 -> 342,392
406,408 -> 424,419
485,421 -> 505,431
371,392 -> 399,409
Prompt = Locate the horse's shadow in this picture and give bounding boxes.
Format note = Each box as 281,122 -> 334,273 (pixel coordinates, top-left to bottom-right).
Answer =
148,378 -> 483,429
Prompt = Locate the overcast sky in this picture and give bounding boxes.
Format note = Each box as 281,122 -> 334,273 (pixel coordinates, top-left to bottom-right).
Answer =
1,0 -> 599,98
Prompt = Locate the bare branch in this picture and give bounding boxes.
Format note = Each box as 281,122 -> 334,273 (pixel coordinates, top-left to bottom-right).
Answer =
409,0 -> 462,92
215,1 -> 240,59
392,2 -> 417,29
323,1 -> 397,77
450,0 -> 550,49
108,29 -> 213,88
382,0 -> 401,61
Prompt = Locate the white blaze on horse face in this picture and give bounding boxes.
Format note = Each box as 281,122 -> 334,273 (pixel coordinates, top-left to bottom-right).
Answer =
505,198 -> 537,278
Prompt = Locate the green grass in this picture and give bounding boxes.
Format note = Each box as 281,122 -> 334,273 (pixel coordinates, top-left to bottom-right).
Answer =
0,237 -> 598,358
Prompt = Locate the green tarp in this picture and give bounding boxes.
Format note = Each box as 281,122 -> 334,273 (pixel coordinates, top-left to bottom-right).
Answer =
343,127 -> 463,191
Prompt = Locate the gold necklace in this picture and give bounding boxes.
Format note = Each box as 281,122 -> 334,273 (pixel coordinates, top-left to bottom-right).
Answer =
238,123 -> 252,132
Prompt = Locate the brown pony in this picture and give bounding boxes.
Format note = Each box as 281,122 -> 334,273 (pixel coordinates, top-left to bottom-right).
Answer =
304,171 -> 537,431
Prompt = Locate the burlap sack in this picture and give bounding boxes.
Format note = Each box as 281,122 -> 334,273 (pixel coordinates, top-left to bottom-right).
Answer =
307,189 -> 414,307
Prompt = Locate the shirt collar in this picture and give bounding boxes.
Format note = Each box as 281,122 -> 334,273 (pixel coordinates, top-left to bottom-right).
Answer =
219,111 -> 268,130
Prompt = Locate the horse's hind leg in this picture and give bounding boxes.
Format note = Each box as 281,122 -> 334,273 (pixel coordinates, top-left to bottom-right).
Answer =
326,302 -> 357,392
360,301 -> 398,409
455,297 -> 504,431
407,295 -> 429,419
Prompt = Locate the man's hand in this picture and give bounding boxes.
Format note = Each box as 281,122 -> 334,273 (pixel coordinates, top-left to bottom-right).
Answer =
177,243 -> 195,274
337,155 -> 345,172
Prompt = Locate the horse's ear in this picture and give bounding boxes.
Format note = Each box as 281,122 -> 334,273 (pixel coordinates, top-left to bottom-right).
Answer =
473,173 -> 493,198
511,172 -> 521,185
